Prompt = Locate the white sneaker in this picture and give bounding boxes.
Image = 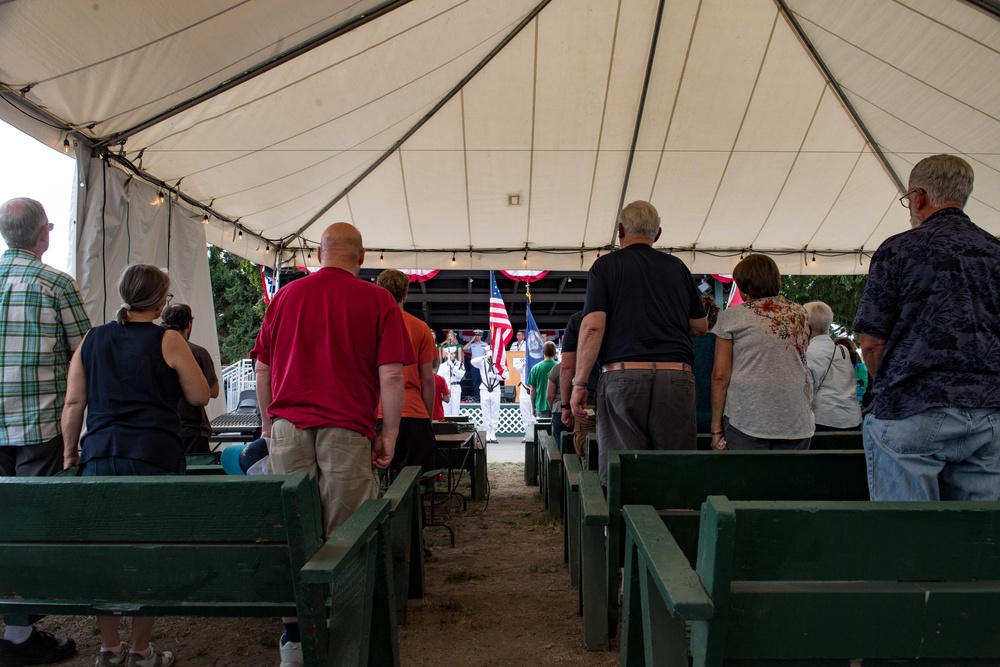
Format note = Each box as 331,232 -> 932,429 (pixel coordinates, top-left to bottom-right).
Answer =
279,637 -> 303,667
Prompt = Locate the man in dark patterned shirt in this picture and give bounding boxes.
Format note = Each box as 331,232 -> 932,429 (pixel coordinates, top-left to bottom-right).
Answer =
854,155 -> 1000,502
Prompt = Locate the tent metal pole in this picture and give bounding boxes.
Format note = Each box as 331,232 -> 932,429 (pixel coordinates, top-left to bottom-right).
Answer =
614,0 -> 667,244
962,0 -> 1000,21
284,0 -> 554,247
92,0 -> 415,149
773,0 -> 906,193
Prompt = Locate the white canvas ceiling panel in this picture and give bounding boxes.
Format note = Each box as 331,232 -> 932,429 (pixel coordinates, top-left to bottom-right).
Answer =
400,149 -> 469,249
465,150 -> 531,249
632,0 -> 700,153
664,0 -> 778,153
734,19 -> 827,153
0,1 -> 387,135
645,152 -> 730,246
821,149 -> 902,250
527,151 -> 595,248
760,151 -> 864,250
800,88 -> 867,154
584,151 -> 631,247
228,149 -> 384,235
531,0 -> 619,151
695,152 -> 799,249
459,28 -> 534,152
343,152 -> 411,245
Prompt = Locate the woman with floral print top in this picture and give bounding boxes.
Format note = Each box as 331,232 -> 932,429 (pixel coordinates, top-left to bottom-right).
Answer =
710,254 -> 814,450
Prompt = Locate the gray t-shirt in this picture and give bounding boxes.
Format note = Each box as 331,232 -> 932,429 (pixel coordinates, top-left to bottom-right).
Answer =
712,296 -> 813,440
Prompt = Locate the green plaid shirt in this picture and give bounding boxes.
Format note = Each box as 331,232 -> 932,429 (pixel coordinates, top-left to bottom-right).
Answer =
0,248 -> 91,446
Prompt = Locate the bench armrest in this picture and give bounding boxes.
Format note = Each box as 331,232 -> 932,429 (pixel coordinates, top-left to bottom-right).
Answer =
563,453 -> 582,488
300,499 -> 391,584
623,505 -> 713,620
580,471 -> 609,527
382,466 -> 421,512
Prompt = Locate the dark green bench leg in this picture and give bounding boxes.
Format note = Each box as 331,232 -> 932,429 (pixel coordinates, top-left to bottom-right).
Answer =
581,519 -> 609,649
547,443 -> 562,520
524,438 -> 538,486
471,446 -> 486,501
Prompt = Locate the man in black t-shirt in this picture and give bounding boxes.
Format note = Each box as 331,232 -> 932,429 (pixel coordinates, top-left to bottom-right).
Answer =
570,200 -> 707,484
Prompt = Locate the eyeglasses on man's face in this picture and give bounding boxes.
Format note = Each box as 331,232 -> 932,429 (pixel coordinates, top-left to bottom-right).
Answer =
899,188 -> 923,208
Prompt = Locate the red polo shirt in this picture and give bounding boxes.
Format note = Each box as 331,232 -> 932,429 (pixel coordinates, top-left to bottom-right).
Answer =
251,267 -> 414,441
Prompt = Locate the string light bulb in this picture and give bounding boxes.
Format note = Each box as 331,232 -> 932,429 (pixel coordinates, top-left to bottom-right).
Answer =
379,251 -> 384,263
63,138 -> 70,153
451,251 -> 456,264
157,190 -> 165,204
811,250 -> 817,265
202,212 -> 209,224
265,244 -> 271,254
307,249 -> 312,260
238,228 -> 242,238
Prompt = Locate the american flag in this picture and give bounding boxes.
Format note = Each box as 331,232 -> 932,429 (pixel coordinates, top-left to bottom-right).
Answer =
489,271 -> 513,373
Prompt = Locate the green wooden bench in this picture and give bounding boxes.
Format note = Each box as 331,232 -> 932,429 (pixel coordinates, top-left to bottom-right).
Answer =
580,449 -> 869,649
534,422 -> 553,498
559,431 -> 576,567
622,497 -> 1000,666
524,422 -> 550,487
0,473 -> 399,667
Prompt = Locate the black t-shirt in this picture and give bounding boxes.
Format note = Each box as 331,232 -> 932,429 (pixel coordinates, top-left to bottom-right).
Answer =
583,244 -> 705,366
561,311 -> 601,404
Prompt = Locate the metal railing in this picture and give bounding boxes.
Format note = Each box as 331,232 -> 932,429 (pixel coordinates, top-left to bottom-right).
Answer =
221,359 -> 256,412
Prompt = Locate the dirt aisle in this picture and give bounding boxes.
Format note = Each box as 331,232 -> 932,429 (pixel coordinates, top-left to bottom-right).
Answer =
399,462 -> 616,666
32,462 -> 616,666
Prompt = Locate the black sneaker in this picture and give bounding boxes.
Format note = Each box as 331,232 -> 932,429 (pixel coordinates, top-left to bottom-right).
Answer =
0,629 -> 76,666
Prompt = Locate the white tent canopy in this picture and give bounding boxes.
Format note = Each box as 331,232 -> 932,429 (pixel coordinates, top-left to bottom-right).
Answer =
2,0 -> 999,276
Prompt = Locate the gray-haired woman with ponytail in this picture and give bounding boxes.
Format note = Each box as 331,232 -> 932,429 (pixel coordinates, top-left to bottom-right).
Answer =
60,263 -> 209,666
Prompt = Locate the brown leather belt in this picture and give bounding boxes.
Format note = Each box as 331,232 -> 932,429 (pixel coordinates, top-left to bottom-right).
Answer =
601,361 -> 692,373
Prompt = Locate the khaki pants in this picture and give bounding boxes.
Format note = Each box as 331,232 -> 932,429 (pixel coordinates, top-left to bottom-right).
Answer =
269,419 -> 379,537
573,409 -> 597,459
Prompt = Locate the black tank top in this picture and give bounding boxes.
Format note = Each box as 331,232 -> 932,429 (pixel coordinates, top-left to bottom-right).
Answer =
79,321 -> 184,472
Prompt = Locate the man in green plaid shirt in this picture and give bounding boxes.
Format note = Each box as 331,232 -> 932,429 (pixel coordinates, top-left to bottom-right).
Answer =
0,197 -> 89,666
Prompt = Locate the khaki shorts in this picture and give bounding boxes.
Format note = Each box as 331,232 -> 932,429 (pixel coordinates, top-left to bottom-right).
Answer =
269,419 -> 379,537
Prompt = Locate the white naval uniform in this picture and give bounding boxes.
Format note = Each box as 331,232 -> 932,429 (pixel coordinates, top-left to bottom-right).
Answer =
438,358 -> 465,417
471,354 -> 508,441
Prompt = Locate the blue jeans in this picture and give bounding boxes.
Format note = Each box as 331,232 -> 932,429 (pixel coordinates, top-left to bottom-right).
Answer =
863,407 -> 1000,501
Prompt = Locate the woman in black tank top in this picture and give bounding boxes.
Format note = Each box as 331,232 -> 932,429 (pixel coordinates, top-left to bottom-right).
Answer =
61,264 -> 211,666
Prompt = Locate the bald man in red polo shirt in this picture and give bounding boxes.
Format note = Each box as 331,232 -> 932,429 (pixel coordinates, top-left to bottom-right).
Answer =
252,223 -> 413,666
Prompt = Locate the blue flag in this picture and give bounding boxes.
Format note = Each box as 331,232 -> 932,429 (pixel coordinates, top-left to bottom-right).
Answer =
524,301 -> 543,381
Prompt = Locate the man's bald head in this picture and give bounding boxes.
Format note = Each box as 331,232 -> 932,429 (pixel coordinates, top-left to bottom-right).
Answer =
319,223 -> 365,273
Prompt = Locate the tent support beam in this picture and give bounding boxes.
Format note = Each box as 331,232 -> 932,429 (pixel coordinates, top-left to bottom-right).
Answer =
774,0 -> 905,193
614,0 -> 667,244
92,0 -> 415,149
285,0 -> 554,247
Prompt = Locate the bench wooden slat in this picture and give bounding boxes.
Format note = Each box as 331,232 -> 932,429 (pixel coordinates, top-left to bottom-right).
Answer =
727,500 -> 1000,582
0,544 -> 294,604
0,476 -> 297,542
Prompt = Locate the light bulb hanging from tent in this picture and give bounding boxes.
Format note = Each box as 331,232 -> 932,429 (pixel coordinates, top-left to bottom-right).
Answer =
157,190 -> 165,204
380,251 -> 384,263
238,228 -> 242,238
451,251 -> 456,264
202,212 -> 209,225
62,137 -> 70,153
811,250 -> 817,266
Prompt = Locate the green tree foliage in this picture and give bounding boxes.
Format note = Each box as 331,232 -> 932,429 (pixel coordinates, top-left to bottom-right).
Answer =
208,246 -> 265,365
781,275 -> 868,335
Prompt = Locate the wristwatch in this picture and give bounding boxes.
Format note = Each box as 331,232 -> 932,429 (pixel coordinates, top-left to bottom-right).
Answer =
571,380 -> 587,388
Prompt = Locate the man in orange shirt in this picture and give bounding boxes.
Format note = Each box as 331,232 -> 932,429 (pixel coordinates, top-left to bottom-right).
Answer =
376,269 -> 438,474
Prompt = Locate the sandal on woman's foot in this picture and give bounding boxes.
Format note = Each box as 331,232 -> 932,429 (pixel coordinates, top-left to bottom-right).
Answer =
125,644 -> 174,667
